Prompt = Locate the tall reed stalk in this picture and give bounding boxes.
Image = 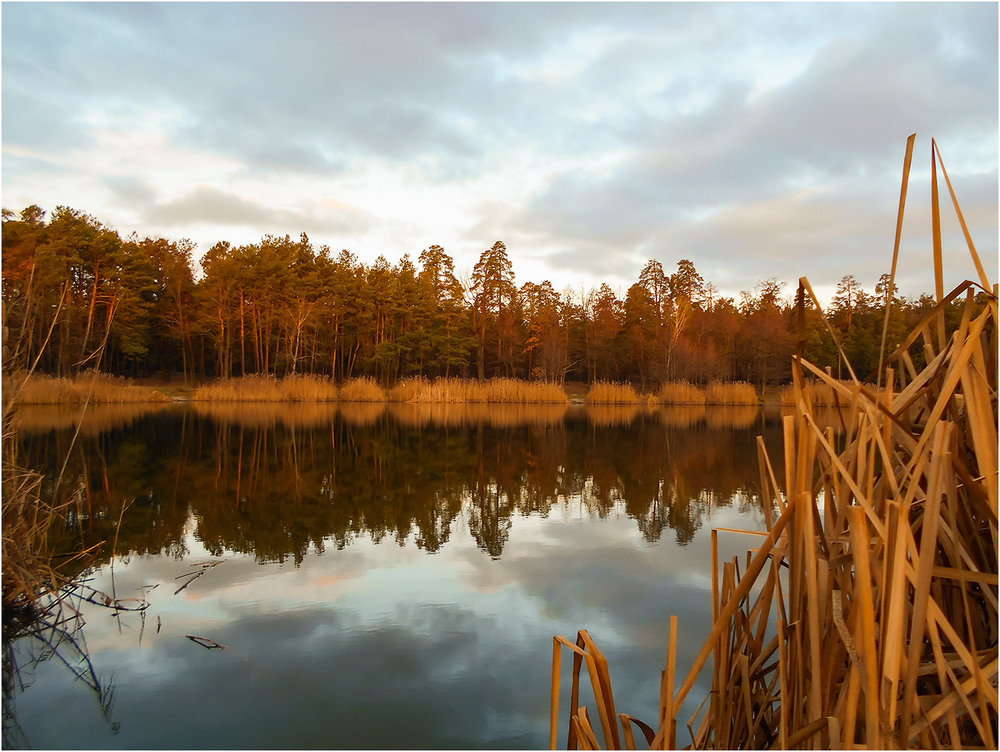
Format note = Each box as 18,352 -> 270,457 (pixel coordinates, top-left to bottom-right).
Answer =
551,136 -> 998,749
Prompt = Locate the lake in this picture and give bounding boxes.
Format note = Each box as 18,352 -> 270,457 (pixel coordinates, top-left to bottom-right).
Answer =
5,402 -> 784,749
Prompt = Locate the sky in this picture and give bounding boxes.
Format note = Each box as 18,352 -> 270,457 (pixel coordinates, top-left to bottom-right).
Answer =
2,2 -> 997,305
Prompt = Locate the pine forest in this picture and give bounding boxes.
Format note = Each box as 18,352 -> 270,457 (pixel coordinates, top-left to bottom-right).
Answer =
1,204 -> 986,389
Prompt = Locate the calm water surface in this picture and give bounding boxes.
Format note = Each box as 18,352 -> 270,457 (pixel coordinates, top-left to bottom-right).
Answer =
6,403 -> 783,749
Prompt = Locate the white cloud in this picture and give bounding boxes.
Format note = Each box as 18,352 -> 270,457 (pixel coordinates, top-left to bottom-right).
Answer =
2,2 -> 995,301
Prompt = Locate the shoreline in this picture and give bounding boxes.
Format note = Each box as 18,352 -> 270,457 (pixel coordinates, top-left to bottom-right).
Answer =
4,373 -> 794,407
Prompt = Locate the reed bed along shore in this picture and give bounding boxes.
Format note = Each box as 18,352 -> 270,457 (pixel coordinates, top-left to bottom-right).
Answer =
5,370 -> 171,404
778,378 -> 847,407
192,373 -> 339,401
586,381 -> 642,405
189,375 -> 570,403
655,381 -> 705,405
588,380 -> 760,406
393,377 -> 569,404
551,138 -> 998,750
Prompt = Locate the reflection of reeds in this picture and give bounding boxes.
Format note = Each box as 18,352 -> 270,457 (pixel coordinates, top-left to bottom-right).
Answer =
552,138 -> 998,750
5,370 -> 171,404
585,404 -> 642,427
654,405 -> 760,429
192,401 -> 340,428
703,405 -> 759,430
388,402 -> 567,427
338,401 -> 386,425
653,405 -> 705,428
9,402 -> 174,434
586,382 -> 642,405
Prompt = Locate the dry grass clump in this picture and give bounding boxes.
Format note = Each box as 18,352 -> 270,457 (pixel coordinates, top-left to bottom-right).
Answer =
1,423 -> 101,615
192,374 -> 337,401
387,376 -> 430,402
6,370 -> 170,404
705,380 -> 758,405
656,381 -> 706,405
551,137 -> 998,750
339,376 -> 385,402
586,381 -> 642,405
388,377 -> 568,403
193,375 -> 283,401
483,378 -> 568,403
277,373 -> 338,401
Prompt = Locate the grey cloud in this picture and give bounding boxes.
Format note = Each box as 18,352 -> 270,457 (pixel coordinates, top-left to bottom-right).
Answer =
3,2 -> 995,294
104,175 -> 158,207
492,3 -> 996,294
145,185 -> 375,239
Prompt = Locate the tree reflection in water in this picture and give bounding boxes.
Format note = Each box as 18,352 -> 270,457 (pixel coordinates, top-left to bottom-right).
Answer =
14,403 -> 787,569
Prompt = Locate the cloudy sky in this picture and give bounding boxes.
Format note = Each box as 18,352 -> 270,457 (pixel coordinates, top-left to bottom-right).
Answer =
2,2 -> 997,303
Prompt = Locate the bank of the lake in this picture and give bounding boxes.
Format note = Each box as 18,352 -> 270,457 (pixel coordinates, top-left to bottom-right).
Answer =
5,372 -> 805,407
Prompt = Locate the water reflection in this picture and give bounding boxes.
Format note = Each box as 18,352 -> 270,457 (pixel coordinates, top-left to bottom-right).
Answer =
14,404 -> 783,568
8,403 -> 788,750
7,401 -> 172,434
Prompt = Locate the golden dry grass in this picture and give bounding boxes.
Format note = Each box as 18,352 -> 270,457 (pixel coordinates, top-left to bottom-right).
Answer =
338,376 -> 385,402
192,374 -> 337,401
551,137 -> 998,750
389,377 -> 568,404
1,421 -> 102,612
656,381 -> 706,405
6,370 -> 171,404
704,380 -> 758,405
586,381 -> 642,405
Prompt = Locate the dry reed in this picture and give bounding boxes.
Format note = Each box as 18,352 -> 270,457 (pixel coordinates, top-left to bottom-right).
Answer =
389,377 -> 568,403
6,370 -> 171,404
656,381 -> 706,406
338,376 -> 385,402
779,379 -> 841,407
704,380 -> 758,405
551,136 -> 998,750
192,374 -> 337,401
587,381 -> 642,405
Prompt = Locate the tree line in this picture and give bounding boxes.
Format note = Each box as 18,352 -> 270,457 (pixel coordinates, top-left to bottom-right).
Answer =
2,204 -> 980,387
